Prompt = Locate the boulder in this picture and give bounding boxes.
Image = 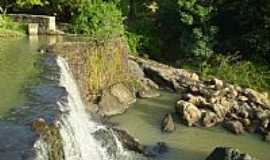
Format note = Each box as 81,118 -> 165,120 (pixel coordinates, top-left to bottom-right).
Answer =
128,60 -> 144,78
202,111 -> 219,128
161,113 -> 175,133
223,120 -> 245,135
129,55 -> 199,91
98,83 -> 136,116
137,78 -> 160,98
176,100 -> 201,126
110,83 -> 136,105
206,147 -> 256,160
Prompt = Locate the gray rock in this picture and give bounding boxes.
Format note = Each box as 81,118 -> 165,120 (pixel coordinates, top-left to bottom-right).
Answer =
161,113 -> 175,133
99,83 -> 136,116
128,60 -> 144,78
112,128 -> 145,154
224,120 -> 245,135
137,78 -> 160,98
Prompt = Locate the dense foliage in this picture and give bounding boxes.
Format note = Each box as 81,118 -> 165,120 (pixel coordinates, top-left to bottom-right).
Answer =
72,1 -> 125,40
1,0 -> 270,90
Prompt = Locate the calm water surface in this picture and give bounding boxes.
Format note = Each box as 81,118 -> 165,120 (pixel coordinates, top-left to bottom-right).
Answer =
0,36 -> 60,116
111,91 -> 270,160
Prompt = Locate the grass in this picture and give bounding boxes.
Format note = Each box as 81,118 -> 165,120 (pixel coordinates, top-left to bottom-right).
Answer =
0,14 -> 26,37
86,40 -> 133,94
182,54 -> 270,92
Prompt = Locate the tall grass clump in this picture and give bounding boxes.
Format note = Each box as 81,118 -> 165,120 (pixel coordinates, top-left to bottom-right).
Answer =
86,40 -> 132,94
200,54 -> 270,91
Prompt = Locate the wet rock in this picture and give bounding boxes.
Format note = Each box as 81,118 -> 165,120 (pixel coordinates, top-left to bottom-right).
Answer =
206,147 -> 256,160
202,111 -> 219,128
99,83 -> 136,116
112,128 -> 145,154
224,120 -> 245,135
144,142 -> 168,157
161,113 -> 175,133
176,100 -> 201,126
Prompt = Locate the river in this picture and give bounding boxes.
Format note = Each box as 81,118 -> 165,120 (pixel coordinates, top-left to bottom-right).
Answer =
111,91 -> 270,160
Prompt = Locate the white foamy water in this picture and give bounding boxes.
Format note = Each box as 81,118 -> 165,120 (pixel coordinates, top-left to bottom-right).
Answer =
57,56 -> 109,160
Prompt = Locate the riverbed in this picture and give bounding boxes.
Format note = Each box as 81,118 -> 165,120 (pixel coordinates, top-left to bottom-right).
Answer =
111,91 -> 270,160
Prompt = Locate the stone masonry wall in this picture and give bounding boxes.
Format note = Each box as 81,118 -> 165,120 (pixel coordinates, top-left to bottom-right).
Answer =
8,14 -> 56,34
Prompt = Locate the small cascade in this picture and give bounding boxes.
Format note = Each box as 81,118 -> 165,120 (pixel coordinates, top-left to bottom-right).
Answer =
55,56 -> 143,160
56,56 -> 109,160
33,56 -> 146,160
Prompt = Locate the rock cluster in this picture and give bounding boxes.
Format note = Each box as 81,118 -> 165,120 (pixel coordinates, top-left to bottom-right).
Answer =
207,147 -> 256,160
174,79 -> 270,139
130,55 -> 270,141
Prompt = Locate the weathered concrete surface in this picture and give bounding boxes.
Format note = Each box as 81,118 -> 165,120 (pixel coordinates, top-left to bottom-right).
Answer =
8,14 -> 56,34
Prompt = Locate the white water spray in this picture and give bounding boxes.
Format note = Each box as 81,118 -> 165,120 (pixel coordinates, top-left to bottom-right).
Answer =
57,56 -> 109,160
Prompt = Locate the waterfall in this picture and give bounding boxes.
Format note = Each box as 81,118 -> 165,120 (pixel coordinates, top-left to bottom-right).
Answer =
56,56 -> 109,160
34,56 -> 145,160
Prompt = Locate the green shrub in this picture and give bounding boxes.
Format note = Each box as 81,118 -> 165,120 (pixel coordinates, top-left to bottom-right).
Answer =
200,54 -> 270,91
125,31 -> 142,55
72,1 -> 125,40
0,14 -> 26,36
